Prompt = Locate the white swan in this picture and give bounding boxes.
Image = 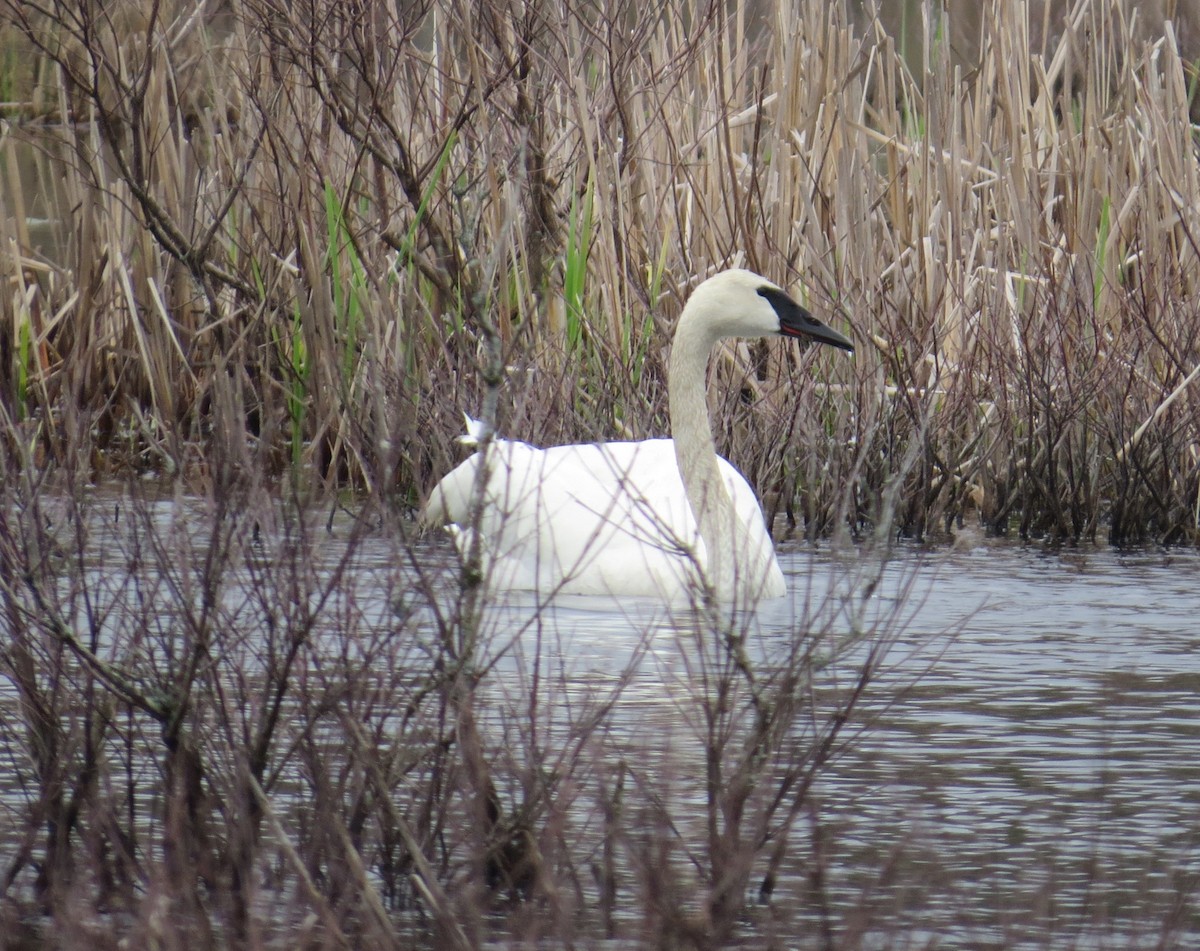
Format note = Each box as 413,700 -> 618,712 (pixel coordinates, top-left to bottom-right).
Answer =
422,269 -> 853,601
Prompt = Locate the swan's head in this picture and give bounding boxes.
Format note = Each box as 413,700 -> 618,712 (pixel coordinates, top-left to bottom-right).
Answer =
681,268 -> 854,352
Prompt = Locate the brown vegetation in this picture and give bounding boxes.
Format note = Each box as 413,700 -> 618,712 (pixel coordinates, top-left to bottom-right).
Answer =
0,0 -> 1196,543
0,430 -> 916,948
2,0 -> 1200,946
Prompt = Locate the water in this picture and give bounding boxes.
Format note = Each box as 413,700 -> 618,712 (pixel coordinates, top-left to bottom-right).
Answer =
403,535 -> 1200,941
415,537 -> 1200,947
2,496 -> 1197,948
800,544 -> 1200,948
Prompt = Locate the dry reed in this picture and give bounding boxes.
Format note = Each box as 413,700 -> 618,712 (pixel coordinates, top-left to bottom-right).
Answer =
0,0 -> 1197,542
3,0 -> 1200,946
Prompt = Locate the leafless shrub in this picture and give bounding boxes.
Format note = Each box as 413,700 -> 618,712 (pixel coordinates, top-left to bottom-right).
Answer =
3,0 -> 1199,543
2,0 -> 1200,943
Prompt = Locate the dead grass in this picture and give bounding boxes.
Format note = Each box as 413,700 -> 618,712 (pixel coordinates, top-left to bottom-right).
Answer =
1,0 -> 1199,543
3,2 -> 1200,946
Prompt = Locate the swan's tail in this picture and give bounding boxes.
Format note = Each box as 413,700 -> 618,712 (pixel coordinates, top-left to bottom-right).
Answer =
420,415 -> 488,528
458,413 -> 490,447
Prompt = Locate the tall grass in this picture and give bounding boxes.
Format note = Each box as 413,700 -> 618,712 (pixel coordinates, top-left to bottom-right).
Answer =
3,4 -> 1200,947
0,0 -> 1197,542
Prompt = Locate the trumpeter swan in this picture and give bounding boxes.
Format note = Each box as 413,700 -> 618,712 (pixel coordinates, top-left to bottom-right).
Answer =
422,268 -> 853,601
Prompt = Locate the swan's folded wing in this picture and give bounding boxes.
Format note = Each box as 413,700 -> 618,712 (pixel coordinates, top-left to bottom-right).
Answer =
421,440 -> 539,529
469,440 -> 703,595
422,438 -> 774,598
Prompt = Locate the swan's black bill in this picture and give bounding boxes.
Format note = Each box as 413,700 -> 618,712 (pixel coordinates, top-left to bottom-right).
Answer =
758,286 -> 854,352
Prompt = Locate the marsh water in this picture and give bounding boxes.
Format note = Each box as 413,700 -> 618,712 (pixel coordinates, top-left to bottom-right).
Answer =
800,543 -> 1200,947
462,538 -> 1200,947
453,537 -> 1200,948
2,499 -> 1198,948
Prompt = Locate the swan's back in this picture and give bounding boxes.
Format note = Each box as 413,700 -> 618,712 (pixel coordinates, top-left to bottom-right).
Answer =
424,438 -> 784,600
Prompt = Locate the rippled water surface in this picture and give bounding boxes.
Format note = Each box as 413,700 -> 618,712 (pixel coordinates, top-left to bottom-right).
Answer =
3,498 -> 1198,948
804,544 -> 1200,948
438,538 -> 1200,947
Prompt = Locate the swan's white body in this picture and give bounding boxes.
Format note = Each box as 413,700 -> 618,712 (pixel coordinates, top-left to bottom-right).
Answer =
422,436 -> 782,598
422,269 -> 853,602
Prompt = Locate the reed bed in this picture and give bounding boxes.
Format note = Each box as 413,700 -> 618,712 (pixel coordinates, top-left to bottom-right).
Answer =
3,3 -> 1200,947
0,0 -> 1196,543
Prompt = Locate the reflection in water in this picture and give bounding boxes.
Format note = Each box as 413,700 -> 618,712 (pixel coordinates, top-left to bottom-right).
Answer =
819,546 -> 1200,947
1,501 -> 1197,947
422,539 -> 1200,946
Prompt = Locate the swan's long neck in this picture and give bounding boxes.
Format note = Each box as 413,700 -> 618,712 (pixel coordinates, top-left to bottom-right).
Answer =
669,315 -> 740,598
